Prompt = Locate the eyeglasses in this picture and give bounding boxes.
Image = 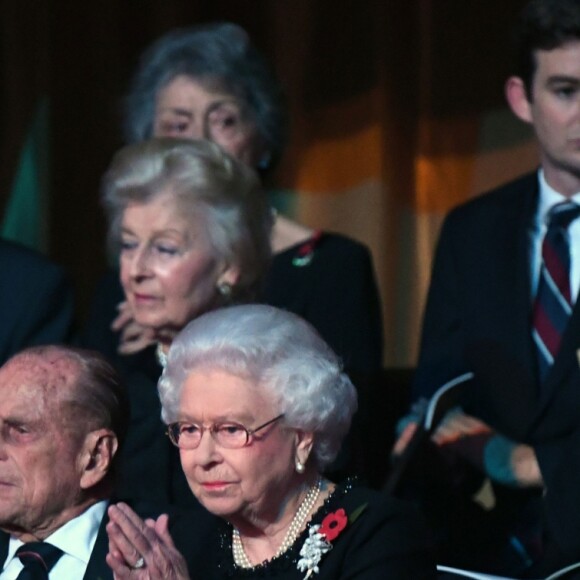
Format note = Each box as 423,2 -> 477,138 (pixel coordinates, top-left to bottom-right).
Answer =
166,413 -> 285,449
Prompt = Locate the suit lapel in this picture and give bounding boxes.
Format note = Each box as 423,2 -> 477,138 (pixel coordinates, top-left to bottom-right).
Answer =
485,177 -> 541,433
0,531 -> 9,571
503,184 -> 538,377
84,508 -> 113,580
470,174 -> 539,440
536,298 -> 580,409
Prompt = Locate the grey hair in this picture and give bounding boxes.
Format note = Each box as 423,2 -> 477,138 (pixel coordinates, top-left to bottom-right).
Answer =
158,305 -> 357,471
6,345 -> 129,485
123,22 -> 288,173
101,138 -> 272,302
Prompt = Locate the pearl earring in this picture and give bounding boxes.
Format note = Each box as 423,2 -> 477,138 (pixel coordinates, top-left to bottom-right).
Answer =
218,282 -> 232,298
295,460 -> 305,474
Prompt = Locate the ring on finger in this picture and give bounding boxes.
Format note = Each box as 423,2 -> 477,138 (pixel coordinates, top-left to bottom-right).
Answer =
132,556 -> 145,569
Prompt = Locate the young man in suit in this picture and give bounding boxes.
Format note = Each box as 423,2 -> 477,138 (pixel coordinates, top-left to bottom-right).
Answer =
394,0 -> 580,576
0,345 -> 213,579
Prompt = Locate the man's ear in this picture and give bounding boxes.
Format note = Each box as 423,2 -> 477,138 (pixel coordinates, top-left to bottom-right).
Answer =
79,429 -> 118,490
505,76 -> 533,124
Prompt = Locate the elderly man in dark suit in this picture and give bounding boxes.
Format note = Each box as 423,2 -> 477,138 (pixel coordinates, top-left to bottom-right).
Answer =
0,345 -> 214,579
393,0 -> 580,577
0,239 -> 73,363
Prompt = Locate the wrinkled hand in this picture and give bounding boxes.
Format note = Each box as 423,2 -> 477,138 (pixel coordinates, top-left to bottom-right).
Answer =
431,408 -> 493,446
111,302 -> 156,355
106,503 -> 190,580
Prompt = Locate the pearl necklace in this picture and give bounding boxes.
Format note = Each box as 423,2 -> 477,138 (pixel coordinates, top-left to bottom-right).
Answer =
232,477 -> 322,568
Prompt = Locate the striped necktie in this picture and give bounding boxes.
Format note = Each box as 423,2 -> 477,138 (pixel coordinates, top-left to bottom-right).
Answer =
533,200 -> 580,380
15,542 -> 63,580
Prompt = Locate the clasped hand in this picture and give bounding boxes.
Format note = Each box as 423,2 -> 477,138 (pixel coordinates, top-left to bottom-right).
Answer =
106,503 -> 190,579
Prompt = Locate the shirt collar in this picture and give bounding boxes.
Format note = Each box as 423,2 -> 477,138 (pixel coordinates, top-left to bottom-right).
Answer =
538,168 -> 580,225
6,500 -> 107,568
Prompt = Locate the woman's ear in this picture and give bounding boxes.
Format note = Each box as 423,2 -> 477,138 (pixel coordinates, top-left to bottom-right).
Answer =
217,264 -> 241,288
216,264 -> 241,300
505,76 -> 533,124
294,430 -> 315,469
79,429 -> 119,490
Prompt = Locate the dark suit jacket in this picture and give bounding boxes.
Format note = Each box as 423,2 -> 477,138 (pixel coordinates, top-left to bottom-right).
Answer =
412,172 -> 580,571
0,238 -> 74,363
0,500 -> 218,579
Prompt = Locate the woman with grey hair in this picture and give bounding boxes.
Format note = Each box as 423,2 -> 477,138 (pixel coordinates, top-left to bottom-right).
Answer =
124,22 -> 286,173
84,21 -> 383,377
106,305 -> 435,579
101,137 -> 272,505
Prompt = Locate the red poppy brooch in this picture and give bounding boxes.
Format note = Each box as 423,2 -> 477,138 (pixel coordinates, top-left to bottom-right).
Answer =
297,504 -> 367,578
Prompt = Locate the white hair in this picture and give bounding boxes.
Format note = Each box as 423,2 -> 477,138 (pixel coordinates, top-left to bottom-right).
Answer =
158,304 -> 357,470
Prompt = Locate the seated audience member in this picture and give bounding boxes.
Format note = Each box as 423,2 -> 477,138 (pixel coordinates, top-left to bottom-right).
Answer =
105,305 -> 436,579
0,238 -> 73,363
393,0 -> 580,576
82,22 -> 383,375
98,138 -> 272,506
0,344 -> 213,580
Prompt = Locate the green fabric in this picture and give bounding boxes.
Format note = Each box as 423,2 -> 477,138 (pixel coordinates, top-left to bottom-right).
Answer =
1,98 -> 49,252
269,188 -> 298,216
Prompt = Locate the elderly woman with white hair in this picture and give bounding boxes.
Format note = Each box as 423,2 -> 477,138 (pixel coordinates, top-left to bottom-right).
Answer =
106,305 -> 435,579
100,137 -> 272,506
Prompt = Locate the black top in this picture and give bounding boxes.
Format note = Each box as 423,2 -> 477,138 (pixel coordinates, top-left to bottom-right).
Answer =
263,232 -> 383,373
203,480 -> 436,579
81,231 -> 383,374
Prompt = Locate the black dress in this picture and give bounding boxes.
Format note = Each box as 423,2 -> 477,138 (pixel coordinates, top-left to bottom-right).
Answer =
205,480 -> 436,579
262,232 -> 383,374
82,231 -> 383,375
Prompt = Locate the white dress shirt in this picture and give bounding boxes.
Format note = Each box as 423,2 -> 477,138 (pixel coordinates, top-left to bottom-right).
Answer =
529,169 -> 580,302
0,500 -> 107,579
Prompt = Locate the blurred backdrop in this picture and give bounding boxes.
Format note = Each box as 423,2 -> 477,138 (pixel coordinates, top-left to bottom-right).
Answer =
0,0 -> 537,366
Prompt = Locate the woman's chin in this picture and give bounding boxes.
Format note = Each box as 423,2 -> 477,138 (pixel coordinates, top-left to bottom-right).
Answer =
132,315 -> 168,336
195,486 -> 241,517
199,498 -> 240,519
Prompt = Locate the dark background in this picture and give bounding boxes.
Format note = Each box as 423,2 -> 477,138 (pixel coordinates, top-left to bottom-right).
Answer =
1,0 -> 531,360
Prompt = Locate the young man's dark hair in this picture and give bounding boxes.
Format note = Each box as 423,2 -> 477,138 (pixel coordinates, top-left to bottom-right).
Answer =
514,0 -> 580,98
